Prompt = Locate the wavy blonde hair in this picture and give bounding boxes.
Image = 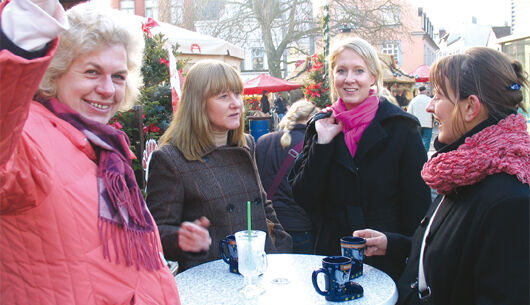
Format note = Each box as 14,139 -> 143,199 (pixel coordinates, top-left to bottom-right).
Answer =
328,37 -> 383,102
278,99 -> 317,148
38,2 -> 144,111
159,60 -> 246,161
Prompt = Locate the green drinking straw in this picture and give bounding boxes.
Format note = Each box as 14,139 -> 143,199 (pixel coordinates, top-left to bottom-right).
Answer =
247,201 -> 252,240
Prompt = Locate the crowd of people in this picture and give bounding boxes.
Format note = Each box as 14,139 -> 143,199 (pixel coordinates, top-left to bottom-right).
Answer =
1,0 -> 528,304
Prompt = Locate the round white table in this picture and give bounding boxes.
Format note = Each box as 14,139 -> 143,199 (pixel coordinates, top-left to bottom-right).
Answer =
174,254 -> 398,305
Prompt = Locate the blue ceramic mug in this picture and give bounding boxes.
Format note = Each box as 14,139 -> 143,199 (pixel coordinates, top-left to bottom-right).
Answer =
340,236 -> 366,279
312,256 -> 363,302
218,234 -> 239,274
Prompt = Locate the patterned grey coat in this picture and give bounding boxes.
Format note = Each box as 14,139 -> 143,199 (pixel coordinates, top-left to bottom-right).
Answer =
146,135 -> 292,271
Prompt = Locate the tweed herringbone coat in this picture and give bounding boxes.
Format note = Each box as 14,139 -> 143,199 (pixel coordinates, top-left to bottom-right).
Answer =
146,136 -> 292,271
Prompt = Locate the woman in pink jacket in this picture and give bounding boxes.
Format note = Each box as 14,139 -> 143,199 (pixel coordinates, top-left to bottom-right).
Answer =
0,0 -> 180,304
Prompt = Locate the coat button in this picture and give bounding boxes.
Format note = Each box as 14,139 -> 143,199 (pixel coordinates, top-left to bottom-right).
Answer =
410,280 -> 418,289
226,204 -> 234,212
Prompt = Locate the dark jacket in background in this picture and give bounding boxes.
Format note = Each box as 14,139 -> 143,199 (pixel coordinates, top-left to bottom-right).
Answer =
393,119 -> 529,305
146,135 -> 292,271
290,98 -> 431,281
261,95 -> 270,113
256,124 -> 311,232
273,97 -> 287,115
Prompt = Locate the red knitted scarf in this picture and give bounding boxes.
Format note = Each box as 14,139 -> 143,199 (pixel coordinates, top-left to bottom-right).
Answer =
421,114 -> 530,194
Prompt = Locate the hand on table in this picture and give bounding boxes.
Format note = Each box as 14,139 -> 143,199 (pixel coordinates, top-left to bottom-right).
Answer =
178,216 -> 211,252
315,108 -> 343,144
353,229 -> 388,256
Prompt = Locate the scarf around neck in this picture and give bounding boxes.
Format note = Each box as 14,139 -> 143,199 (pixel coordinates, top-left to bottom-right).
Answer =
421,114 -> 530,195
331,91 -> 379,157
37,97 -> 161,271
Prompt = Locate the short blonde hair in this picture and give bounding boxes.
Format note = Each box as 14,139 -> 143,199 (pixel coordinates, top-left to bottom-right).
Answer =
328,37 -> 383,101
39,2 -> 144,111
278,99 -> 317,148
159,60 -> 246,161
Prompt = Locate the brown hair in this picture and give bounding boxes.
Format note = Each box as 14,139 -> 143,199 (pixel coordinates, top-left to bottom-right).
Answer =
159,60 -> 246,161
430,47 -> 528,137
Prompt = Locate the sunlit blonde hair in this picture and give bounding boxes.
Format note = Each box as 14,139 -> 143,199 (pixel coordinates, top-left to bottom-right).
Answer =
38,2 -> 144,111
278,99 -> 317,148
328,37 -> 383,102
159,60 -> 246,161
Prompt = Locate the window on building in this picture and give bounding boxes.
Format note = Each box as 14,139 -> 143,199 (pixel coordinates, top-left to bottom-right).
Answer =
381,41 -> 402,66
145,0 -> 157,19
120,0 -> 135,15
197,0 -> 223,20
380,5 -> 400,26
252,48 -> 265,70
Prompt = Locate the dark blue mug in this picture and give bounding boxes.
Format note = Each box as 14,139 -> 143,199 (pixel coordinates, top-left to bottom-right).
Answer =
312,256 -> 363,302
219,234 -> 239,274
340,236 -> 366,279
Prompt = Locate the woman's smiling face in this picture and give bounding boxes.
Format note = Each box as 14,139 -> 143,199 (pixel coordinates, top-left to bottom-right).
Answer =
56,44 -> 128,124
333,48 -> 376,109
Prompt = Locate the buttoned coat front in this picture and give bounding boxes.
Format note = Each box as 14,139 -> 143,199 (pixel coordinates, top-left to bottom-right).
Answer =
290,99 -> 431,281
146,137 -> 292,271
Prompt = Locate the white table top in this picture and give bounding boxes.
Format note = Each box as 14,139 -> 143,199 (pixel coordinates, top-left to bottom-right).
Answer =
175,253 -> 398,305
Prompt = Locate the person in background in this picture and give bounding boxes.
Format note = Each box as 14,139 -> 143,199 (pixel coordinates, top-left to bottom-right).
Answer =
0,1 -> 180,303
355,47 -> 529,305
273,93 -> 288,120
146,60 -> 292,272
290,37 -> 431,281
256,99 -> 319,254
261,89 -> 271,114
381,87 -> 399,106
407,86 -> 434,151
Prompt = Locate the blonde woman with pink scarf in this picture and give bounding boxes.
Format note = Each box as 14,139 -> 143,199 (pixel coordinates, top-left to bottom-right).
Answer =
355,48 -> 529,305
290,37 -> 431,281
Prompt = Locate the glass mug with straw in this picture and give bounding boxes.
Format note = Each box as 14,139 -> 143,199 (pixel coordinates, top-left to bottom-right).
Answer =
235,230 -> 268,298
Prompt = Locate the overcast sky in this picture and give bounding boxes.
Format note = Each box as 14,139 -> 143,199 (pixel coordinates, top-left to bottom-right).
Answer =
408,0 -> 512,31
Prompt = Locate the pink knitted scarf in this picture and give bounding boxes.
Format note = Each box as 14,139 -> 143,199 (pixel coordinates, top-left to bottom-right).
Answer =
421,114 -> 530,194
331,91 -> 379,157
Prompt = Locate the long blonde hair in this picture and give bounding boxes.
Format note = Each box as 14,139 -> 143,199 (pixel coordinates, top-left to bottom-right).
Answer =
278,99 -> 317,148
159,60 -> 246,161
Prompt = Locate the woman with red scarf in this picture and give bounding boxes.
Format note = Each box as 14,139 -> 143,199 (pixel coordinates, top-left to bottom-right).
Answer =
0,0 -> 180,303
290,37 -> 431,281
355,47 -> 529,304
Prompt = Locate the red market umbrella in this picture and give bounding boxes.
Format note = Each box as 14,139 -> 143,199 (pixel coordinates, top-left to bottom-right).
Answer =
243,73 -> 301,95
410,64 -> 430,83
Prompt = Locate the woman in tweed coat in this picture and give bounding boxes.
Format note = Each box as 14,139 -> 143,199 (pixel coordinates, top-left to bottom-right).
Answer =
146,60 -> 292,271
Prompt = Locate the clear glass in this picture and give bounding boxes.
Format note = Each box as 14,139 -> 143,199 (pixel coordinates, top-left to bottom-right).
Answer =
235,230 -> 267,298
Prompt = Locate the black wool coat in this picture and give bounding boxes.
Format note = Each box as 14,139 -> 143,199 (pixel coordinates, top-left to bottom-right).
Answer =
256,124 -> 312,232
290,99 -> 431,281
395,173 -> 529,305
391,117 -> 530,305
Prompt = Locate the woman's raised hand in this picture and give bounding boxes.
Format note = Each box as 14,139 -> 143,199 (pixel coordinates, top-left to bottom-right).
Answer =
178,216 -> 211,252
353,229 -> 388,256
315,107 -> 343,144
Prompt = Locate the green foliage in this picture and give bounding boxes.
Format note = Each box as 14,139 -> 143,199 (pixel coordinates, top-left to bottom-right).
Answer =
109,31 -> 189,183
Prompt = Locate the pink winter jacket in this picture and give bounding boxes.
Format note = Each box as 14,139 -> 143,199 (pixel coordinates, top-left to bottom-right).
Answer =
0,37 -> 180,305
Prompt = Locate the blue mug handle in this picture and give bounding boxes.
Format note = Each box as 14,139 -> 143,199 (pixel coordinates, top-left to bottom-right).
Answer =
312,268 -> 330,296
218,238 -> 230,264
